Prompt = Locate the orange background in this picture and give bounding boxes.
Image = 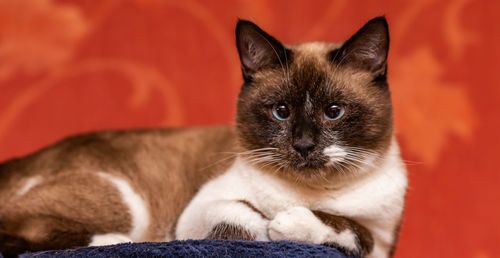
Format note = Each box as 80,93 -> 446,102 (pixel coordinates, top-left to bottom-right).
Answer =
1,0 -> 499,257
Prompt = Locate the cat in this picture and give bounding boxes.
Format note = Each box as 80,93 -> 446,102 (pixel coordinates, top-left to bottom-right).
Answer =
0,17 -> 407,258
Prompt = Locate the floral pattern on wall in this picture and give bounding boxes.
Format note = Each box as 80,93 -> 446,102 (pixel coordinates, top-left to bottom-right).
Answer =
1,0 -> 498,257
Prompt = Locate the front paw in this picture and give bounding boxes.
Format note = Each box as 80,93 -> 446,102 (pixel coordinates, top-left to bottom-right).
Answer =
268,206 -> 329,244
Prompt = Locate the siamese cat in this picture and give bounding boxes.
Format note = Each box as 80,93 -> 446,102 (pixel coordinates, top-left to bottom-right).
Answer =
0,17 -> 407,258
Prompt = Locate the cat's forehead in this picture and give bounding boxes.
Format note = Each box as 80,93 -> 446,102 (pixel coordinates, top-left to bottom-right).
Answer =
251,41 -> 376,100
289,42 -> 374,96
288,42 -> 342,65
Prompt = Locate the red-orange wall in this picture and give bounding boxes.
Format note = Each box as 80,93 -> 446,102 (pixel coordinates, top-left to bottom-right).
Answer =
1,1 -> 499,257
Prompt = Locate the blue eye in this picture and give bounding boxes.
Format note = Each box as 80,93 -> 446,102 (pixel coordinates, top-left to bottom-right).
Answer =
272,103 -> 290,120
324,104 -> 344,120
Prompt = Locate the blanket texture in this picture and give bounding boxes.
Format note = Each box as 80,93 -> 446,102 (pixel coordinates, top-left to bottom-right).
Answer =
16,240 -> 351,258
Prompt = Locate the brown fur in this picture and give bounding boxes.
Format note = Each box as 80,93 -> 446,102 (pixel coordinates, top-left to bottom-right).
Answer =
313,210 -> 374,257
236,43 -> 393,189
207,223 -> 255,241
0,126 -> 238,255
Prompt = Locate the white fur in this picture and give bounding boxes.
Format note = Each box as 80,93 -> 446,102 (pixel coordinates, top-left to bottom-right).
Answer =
17,176 -> 42,196
268,206 -> 357,251
97,173 -> 150,242
88,233 -> 132,246
304,92 -> 313,112
316,144 -> 407,257
323,145 -> 347,163
176,197 -> 269,241
176,139 -> 407,258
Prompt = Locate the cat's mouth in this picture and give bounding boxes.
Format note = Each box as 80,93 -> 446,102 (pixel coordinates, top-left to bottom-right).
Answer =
288,152 -> 329,170
242,149 -> 328,171
293,159 -> 325,170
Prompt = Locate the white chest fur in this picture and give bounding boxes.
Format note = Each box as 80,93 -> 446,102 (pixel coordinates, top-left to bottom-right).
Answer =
176,141 -> 407,258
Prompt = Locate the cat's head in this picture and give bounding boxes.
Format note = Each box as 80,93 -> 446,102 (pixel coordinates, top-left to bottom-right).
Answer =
235,17 -> 394,183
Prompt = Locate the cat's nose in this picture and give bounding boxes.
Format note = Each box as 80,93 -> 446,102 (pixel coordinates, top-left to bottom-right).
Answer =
293,137 -> 315,158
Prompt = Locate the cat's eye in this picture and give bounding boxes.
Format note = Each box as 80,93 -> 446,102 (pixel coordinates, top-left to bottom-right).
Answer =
324,104 -> 345,120
272,103 -> 290,121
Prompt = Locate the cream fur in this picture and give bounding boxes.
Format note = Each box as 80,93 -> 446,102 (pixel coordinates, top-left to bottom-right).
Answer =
17,176 -> 42,196
97,173 -> 150,242
88,233 -> 132,246
268,206 -> 358,250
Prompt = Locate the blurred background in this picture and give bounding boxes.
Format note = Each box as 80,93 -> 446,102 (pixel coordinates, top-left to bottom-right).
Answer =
0,0 -> 499,257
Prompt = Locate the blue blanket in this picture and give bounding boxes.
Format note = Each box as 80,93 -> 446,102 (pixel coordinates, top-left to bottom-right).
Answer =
17,240 -> 351,258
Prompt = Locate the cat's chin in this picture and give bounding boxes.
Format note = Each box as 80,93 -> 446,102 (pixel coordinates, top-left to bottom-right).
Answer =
259,160 -> 366,190
287,155 -> 331,170
293,161 -> 325,170
271,167 -> 344,190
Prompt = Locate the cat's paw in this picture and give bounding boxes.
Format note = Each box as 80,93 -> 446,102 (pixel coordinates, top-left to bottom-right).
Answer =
268,206 -> 329,244
88,233 -> 133,246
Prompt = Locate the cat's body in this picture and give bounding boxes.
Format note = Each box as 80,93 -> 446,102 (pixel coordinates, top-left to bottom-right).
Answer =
0,17 -> 407,258
0,127 -> 239,254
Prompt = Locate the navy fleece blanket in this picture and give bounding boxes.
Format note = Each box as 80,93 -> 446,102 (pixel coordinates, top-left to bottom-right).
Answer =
17,240 -> 351,258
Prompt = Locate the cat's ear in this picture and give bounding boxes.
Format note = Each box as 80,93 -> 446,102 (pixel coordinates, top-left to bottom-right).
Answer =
332,17 -> 389,78
236,20 -> 288,81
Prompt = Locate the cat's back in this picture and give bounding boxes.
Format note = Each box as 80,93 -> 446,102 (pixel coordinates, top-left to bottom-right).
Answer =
0,125 -> 238,250
1,126 -> 236,185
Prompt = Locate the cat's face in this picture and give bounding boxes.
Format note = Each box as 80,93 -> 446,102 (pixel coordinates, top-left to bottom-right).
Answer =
235,18 -> 393,181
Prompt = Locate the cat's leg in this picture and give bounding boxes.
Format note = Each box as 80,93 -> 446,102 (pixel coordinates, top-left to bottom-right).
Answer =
268,206 -> 373,257
176,199 -> 269,241
0,171 -> 142,256
88,233 -> 133,246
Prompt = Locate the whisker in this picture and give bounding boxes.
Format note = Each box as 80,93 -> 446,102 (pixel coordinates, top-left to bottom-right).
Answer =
341,159 -> 364,171
198,153 -> 237,171
236,147 -> 278,154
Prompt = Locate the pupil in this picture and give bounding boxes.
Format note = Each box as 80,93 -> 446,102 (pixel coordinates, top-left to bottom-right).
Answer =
324,104 -> 344,120
277,105 -> 289,118
328,107 -> 339,118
